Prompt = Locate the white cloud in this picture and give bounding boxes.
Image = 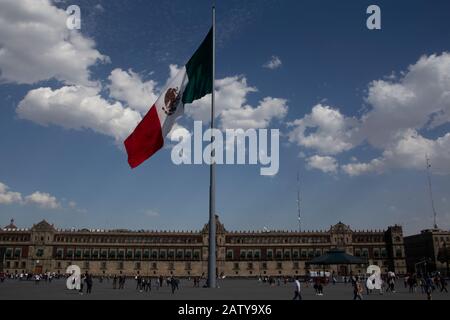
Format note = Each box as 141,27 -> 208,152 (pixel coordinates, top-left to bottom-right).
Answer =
68,201 -> 77,209
0,181 -> 66,210
0,0 -> 108,85
341,158 -> 384,176
25,191 -> 60,209
263,56 -> 282,70
17,85 -> 142,143
362,53 -> 450,148
288,104 -> 359,155
187,76 -> 256,123
144,209 -> 160,218
5,1 -> 288,151
292,53 -> 450,176
17,68 -> 287,143
341,53 -> 450,176
94,4 -> 104,12
0,182 -> 23,205
306,155 -> 338,174
342,129 -> 450,176
166,64 -> 183,87
5,1 -> 145,146
187,76 -> 287,129
221,97 -> 288,129
108,68 -> 159,114
18,71 -> 288,145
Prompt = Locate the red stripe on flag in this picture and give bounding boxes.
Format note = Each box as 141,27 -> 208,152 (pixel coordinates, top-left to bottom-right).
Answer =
124,105 -> 164,168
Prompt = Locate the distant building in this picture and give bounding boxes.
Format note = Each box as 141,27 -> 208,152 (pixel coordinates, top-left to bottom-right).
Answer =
404,228 -> 450,276
0,218 -> 407,276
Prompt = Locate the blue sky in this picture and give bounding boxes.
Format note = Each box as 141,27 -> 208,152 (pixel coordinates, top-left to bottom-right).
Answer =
0,0 -> 449,235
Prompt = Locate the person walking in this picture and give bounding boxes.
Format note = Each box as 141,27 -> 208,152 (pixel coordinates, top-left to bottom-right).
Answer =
79,273 -> 85,295
317,278 -> 324,296
425,275 -> 433,300
389,274 -> 396,293
135,273 -> 142,292
292,277 -> 302,300
440,277 -> 448,293
112,275 -> 117,289
353,277 -> 363,300
34,274 -> 41,285
119,274 -> 125,289
86,273 -> 93,294
170,277 -> 177,294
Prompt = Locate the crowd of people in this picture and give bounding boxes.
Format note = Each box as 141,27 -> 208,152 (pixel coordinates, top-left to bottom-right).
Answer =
75,273 -> 212,295
0,270 -> 63,283
261,271 -> 450,300
132,274 -> 181,294
403,273 -> 448,299
1,269 -> 448,300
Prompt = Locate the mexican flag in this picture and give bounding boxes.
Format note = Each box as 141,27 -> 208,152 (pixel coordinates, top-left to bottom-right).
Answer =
124,28 -> 213,168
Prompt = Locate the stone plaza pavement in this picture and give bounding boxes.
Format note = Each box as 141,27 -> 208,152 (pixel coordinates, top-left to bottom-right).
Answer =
0,278 -> 449,300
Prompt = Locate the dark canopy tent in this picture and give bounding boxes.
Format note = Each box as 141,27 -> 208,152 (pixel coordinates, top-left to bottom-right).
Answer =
306,249 -> 367,276
307,249 -> 367,265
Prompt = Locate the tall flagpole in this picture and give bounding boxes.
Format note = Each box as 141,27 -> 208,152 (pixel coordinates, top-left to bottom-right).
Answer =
297,171 -> 301,233
208,5 -> 217,289
425,155 -> 438,229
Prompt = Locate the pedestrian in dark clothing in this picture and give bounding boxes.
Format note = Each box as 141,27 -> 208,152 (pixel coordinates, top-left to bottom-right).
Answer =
119,275 -> 125,289
79,279 -> 84,294
170,277 -> 178,294
136,274 -> 142,291
112,275 -> 117,289
425,276 -> 433,300
86,274 -> 93,294
440,277 -> 448,293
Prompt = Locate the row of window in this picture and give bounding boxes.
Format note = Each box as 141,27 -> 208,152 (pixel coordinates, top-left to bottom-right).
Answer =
0,236 -> 30,242
435,237 -> 450,243
226,235 -> 386,245
7,247 -> 398,260
354,248 -> 402,258
233,262 -> 303,271
354,248 -> 388,258
53,236 -> 201,244
4,248 -> 22,259
56,261 -> 191,272
353,236 -> 385,243
2,235 -> 389,244
4,261 -> 27,269
54,248 -> 202,260
227,237 -> 331,245
226,248 -> 390,260
231,261 -> 378,270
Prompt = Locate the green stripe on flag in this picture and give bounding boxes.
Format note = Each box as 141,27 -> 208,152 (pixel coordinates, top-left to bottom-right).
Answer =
182,27 -> 213,104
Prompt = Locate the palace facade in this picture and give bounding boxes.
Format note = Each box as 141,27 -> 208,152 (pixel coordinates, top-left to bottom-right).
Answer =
0,217 -> 407,277
404,228 -> 450,276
